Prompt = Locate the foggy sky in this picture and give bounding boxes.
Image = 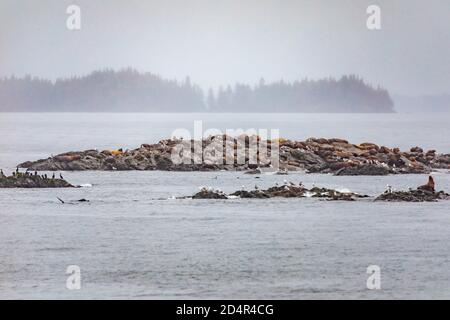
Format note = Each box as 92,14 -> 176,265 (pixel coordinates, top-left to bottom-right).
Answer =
1,0 -> 449,95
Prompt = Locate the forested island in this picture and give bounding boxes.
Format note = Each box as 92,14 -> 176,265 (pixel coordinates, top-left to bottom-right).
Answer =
0,69 -> 395,113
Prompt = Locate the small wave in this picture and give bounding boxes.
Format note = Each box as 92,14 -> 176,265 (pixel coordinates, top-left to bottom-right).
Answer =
36,247 -> 79,252
304,191 -> 314,198
79,183 -> 93,188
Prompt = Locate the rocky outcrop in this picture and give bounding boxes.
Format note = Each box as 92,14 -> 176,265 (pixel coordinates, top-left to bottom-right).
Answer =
18,136 -> 450,175
191,184 -> 368,201
375,189 -> 450,202
192,188 -> 228,199
0,172 -> 74,188
375,176 -> 450,202
191,178 -> 450,202
335,164 -> 390,176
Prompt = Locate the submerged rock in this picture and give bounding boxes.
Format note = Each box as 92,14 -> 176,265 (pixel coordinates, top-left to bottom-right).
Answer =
0,172 -> 74,188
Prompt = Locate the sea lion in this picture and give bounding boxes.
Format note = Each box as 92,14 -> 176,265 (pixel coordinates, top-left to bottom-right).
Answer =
417,175 -> 435,192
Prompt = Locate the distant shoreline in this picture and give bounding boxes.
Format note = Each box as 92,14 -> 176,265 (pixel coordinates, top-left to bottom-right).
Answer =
0,111 -> 398,114
0,69 -> 395,113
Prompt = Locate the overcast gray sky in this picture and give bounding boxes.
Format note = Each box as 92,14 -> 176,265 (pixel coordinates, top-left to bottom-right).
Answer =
0,0 -> 449,95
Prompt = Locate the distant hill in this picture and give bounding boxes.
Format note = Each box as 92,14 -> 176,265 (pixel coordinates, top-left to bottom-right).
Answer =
210,75 -> 394,113
0,69 -> 395,113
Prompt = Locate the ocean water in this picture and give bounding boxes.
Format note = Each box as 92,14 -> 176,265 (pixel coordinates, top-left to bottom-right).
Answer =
0,113 -> 449,299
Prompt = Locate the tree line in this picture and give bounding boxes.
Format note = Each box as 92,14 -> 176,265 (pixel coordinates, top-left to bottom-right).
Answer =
0,69 -> 394,113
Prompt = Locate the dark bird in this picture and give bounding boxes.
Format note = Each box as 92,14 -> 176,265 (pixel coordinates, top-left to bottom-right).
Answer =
417,175 -> 435,192
60,173 -> 64,180
52,173 -> 55,179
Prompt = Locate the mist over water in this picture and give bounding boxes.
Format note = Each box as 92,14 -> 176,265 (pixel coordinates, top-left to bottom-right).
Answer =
1,0 -> 450,96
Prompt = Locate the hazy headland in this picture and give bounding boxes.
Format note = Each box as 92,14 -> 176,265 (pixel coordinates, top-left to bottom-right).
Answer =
0,69 -> 395,113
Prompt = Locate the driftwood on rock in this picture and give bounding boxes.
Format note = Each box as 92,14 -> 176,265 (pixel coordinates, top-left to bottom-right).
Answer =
18,136 -> 450,175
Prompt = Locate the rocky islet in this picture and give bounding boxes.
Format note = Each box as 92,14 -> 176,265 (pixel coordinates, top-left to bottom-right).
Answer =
18,136 -> 450,175
0,170 -> 74,188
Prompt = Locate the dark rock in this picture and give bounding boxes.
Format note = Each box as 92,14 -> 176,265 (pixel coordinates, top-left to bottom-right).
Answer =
192,188 -> 228,199
375,189 -> 450,202
335,164 -> 389,176
375,176 -> 450,202
0,172 -> 74,188
230,190 -> 271,199
290,149 -> 325,165
225,184 -> 366,201
244,168 -> 262,175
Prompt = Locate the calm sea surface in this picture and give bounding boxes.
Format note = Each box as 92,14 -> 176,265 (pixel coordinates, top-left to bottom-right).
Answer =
0,113 -> 449,299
